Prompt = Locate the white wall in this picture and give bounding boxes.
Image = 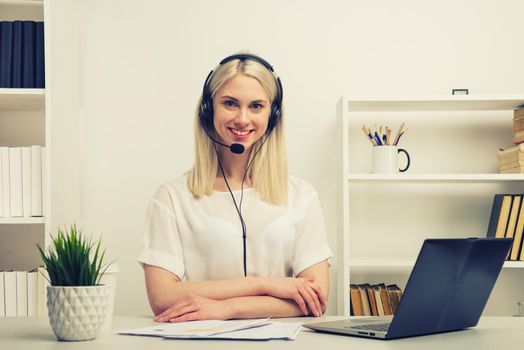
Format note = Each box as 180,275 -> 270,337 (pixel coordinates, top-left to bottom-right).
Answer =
72,0 -> 524,316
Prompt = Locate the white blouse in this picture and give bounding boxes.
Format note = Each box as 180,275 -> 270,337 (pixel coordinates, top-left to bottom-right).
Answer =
138,174 -> 332,281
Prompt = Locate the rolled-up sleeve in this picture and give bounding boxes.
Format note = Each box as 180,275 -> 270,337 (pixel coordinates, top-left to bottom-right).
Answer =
138,185 -> 186,280
292,190 -> 333,276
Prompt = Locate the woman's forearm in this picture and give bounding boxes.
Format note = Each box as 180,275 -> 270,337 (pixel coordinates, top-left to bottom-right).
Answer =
225,295 -> 307,319
145,266 -> 270,314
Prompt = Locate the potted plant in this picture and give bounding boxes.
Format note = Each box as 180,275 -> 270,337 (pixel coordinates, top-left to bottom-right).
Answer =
37,224 -> 112,341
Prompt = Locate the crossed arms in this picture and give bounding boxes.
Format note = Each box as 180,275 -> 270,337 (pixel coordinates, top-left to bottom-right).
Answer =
144,260 -> 329,323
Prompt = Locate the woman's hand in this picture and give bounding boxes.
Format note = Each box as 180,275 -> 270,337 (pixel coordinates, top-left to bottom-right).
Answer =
262,277 -> 326,317
153,294 -> 233,323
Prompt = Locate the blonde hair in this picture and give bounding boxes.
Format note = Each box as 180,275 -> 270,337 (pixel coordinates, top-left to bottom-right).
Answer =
188,56 -> 288,205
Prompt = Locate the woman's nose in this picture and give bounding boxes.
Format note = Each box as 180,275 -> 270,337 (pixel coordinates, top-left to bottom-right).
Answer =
234,107 -> 249,125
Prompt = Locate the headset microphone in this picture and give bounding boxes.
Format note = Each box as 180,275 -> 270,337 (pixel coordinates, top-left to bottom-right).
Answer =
203,129 -> 245,154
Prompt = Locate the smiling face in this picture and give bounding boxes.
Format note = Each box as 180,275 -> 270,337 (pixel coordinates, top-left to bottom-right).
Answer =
212,73 -> 271,152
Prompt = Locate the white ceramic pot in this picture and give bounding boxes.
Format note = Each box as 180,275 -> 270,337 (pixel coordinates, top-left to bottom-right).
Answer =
47,285 -> 110,341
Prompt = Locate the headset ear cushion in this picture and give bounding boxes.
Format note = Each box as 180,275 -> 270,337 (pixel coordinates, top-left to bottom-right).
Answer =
199,98 -> 214,133
268,104 -> 281,132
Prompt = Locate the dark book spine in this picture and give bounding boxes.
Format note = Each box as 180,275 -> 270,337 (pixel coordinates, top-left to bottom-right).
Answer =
22,21 -> 36,88
11,21 -> 23,88
0,22 -> 14,88
35,22 -> 45,88
487,194 -> 504,238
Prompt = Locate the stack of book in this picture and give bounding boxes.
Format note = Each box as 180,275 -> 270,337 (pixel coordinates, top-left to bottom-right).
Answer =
498,144 -> 524,173
514,108 -> 524,146
0,268 -> 48,317
0,146 -> 45,218
0,21 -> 45,88
487,194 -> 524,261
498,108 -> 524,173
349,283 -> 402,316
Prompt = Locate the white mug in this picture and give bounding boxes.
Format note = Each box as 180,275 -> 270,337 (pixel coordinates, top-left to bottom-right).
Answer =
372,146 -> 410,174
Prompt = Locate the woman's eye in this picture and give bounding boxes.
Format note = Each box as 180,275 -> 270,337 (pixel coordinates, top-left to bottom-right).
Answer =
250,103 -> 263,110
224,100 -> 237,108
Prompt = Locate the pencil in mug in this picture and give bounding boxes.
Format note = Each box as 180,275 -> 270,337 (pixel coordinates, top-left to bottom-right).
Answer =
362,125 -> 375,145
394,129 -> 408,146
392,122 -> 406,146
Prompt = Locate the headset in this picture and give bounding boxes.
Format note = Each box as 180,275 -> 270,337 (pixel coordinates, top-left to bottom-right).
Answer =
197,54 -> 284,276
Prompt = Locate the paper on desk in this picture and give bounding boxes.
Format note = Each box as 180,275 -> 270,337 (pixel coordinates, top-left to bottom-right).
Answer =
163,321 -> 302,340
118,318 -> 270,338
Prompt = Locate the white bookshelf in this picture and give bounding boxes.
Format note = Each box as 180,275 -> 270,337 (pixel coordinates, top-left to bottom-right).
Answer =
0,0 -> 49,318
336,95 -> 524,316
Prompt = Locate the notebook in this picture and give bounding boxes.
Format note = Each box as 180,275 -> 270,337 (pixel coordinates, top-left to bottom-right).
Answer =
304,237 -> 512,340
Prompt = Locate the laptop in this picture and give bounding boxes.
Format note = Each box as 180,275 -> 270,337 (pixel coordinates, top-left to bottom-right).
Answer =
303,237 -> 512,340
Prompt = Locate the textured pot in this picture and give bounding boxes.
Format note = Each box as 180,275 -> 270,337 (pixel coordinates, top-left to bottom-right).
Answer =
47,285 -> 110,341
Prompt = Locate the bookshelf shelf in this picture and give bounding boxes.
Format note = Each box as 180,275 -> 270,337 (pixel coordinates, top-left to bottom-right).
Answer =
350,260 -> 524,269
350,260 -> 414,268
348,173 -> 524,182
0,0 -> 43,5
337,95 -> 524,317
0,217 -> 45,224
345,95 -> 524,112
0,89 -> 45,110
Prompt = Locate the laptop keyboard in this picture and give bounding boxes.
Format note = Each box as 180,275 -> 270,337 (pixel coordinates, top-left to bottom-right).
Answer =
351,323 -> 390,332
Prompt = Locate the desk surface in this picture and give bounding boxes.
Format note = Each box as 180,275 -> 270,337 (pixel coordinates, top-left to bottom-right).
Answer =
1,316 -> 523,350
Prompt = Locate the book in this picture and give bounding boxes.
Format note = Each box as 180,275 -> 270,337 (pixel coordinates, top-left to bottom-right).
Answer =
365,284 -> 378,316
372,285 -> 385,316
487,195 -> 513,238
27,270 -> 38,316
0,271 -> 5,316
349,284 -> 363,316
514,130 -> 524,145
16,271 -> 28,316
0,22 -> 13,87
386,284 -> 403,314
505,195 -> 522,241
37,266 -> 48,316
4,271 -> 17,316
35,22 -> 45,88
499,161 -> 524,170
11,21 -> 23,88
498,144 -> 524,163
22,21 -> 35,88
31,145 -> 42,217
520,233 -> 524,261
21,147 -> 32,218
377,283 -> 393,315
511,200 -> 524,261
9,147 -> 23,217
0,153 -> 3,217
514,118 -> 524,133
41,147 -> 46,217
357,284 -> 372,316
500,166 -> 524,174
515,108 -> 524,120
1,147 -> 9,217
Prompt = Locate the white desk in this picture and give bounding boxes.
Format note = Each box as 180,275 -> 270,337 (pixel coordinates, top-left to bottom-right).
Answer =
1,316 -> 523,350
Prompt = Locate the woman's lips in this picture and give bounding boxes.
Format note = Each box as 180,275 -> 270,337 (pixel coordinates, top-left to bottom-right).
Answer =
228,127 -> 253,140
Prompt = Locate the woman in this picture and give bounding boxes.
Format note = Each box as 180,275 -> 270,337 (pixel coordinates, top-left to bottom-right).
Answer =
138,53 -> 332,323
